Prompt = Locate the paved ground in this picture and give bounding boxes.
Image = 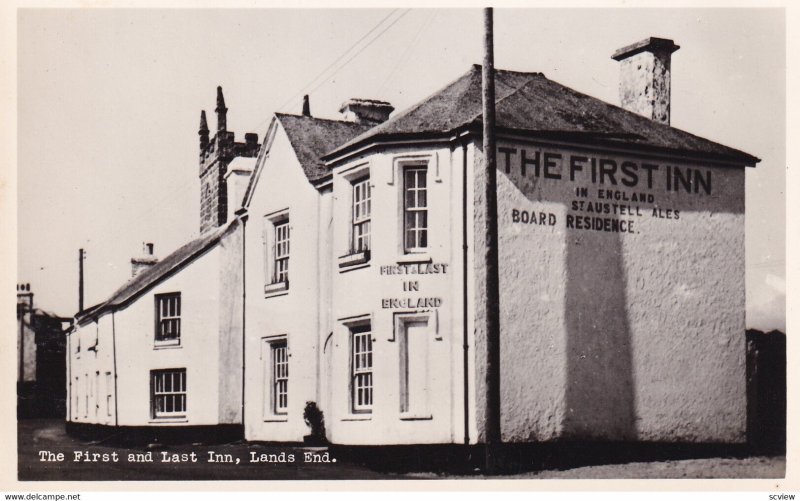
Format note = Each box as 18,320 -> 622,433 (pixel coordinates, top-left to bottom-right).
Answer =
17,419 -> 786,481
410,456 -> 786,479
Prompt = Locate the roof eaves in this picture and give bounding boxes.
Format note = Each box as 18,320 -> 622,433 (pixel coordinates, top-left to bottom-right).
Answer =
77,220 -> 237,323
494,126 -> 760,167
242,116 -> 280,209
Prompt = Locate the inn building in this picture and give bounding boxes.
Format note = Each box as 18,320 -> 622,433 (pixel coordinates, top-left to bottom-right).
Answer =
67,37 -> 760,446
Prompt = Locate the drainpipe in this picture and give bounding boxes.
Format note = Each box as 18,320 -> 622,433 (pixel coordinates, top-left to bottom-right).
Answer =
112,313 -> 119,426
462,141 -> 470,446
67,329 -> 72,422
239,213 -> 249,434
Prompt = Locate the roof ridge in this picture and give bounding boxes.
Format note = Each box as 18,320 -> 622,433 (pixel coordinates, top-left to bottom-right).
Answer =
465,73 -> 542,125
78,219 -> 238,322
376,66 -> 483,129
275,112 -> 368,127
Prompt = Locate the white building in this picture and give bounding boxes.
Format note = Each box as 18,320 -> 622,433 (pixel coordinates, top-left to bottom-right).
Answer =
68,37 -> 759,447
241,38 -> 757,446
66,89 -> 253,438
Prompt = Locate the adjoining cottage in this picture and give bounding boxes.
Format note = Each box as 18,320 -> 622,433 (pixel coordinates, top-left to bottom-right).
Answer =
67,37 -> 759,447
65,88 -> 254,439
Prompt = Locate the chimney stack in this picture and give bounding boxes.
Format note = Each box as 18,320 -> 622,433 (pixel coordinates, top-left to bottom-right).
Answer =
131,242 -> 158,278
302,95 -> 311,117
16,283 -> 33,311
612,37 -> 680,125
339,98 -> 394,125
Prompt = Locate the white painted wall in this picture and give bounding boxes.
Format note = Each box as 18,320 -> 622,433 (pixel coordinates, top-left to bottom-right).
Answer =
472,138 -> 747,443
243,122 -> 323,442
325,144 -> 471,445
66,238 -> 243,427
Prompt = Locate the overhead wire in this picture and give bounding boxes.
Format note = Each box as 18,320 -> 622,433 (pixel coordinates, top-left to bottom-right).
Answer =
29,10 -> 416,285
303,9 -> 412,99
245,9 -> 404,135
376,10 -> 438,97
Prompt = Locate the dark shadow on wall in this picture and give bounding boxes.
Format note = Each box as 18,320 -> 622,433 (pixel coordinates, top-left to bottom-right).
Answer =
562,221 -> 636,440
746,329 -> 786,455
495,160 -> 637,442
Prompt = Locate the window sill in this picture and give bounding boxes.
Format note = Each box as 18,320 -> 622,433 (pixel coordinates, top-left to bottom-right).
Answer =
264,281 -> 289,297
338,250 -> 371,271
154,341 -> 181,350
263,416 -> 289,423
396,253 -> 432,264
400,413 -> 433,421
341,414 -> 372,422
148,417 -> 188,424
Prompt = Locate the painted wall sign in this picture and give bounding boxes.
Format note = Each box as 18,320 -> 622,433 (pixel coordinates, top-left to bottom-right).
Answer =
379,263 -> 449,275
500,145 -> 707,235
379,262 -> 448,309
498,146 -> 713,196
381,297 -> 443,309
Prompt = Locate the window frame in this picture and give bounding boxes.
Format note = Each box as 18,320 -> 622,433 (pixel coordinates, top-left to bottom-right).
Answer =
402,165 -> 429,253
273,220 -> 290,284
263,210 -> 291,295
350,324 -> 374,414
351,176 -> 371,254
105,371 -> 113,418
73,375 -> 79,420
151,368 -> 187,419
271,340 -> 289,415
154,292 -> 181,347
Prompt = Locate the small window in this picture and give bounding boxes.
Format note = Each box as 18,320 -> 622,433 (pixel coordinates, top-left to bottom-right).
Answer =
94,372 -> 99,417
351,325 -> 373,413
403,166 -> 428,252
274,220 -> 290,284
151,369 -> 187,418
352,177 -> 371,253
272,341 -> 289,414
155,293 -> 181,345
263,211 -> 291,294
73,376 -> 79,420
105,372 -> 113,417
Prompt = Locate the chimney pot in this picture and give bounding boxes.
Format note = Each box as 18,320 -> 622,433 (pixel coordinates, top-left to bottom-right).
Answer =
132,242 -> 158,277
612,37 -> 679,125
339,98 -> 394,125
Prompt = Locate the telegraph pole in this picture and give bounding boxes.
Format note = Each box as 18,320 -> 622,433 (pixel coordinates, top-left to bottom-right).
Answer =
482,6 -> 502,474
78,248 -> 85,313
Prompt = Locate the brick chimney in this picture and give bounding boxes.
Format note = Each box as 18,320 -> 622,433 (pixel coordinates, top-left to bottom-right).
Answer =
612,37 -> 680,125
339,98 -> 394,125
131,243 -> 157,278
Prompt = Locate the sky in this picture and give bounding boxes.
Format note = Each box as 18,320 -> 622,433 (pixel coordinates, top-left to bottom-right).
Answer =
16,8 -> 785,330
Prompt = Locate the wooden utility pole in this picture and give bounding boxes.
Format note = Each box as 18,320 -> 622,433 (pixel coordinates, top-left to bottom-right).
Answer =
482,6 -> 502,474
78,248 -> 85,313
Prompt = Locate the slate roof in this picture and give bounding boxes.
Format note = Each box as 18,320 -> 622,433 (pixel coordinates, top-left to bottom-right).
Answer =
275,113 -> 372,182
324,65 -> 759,166
76,219 -> 238,323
